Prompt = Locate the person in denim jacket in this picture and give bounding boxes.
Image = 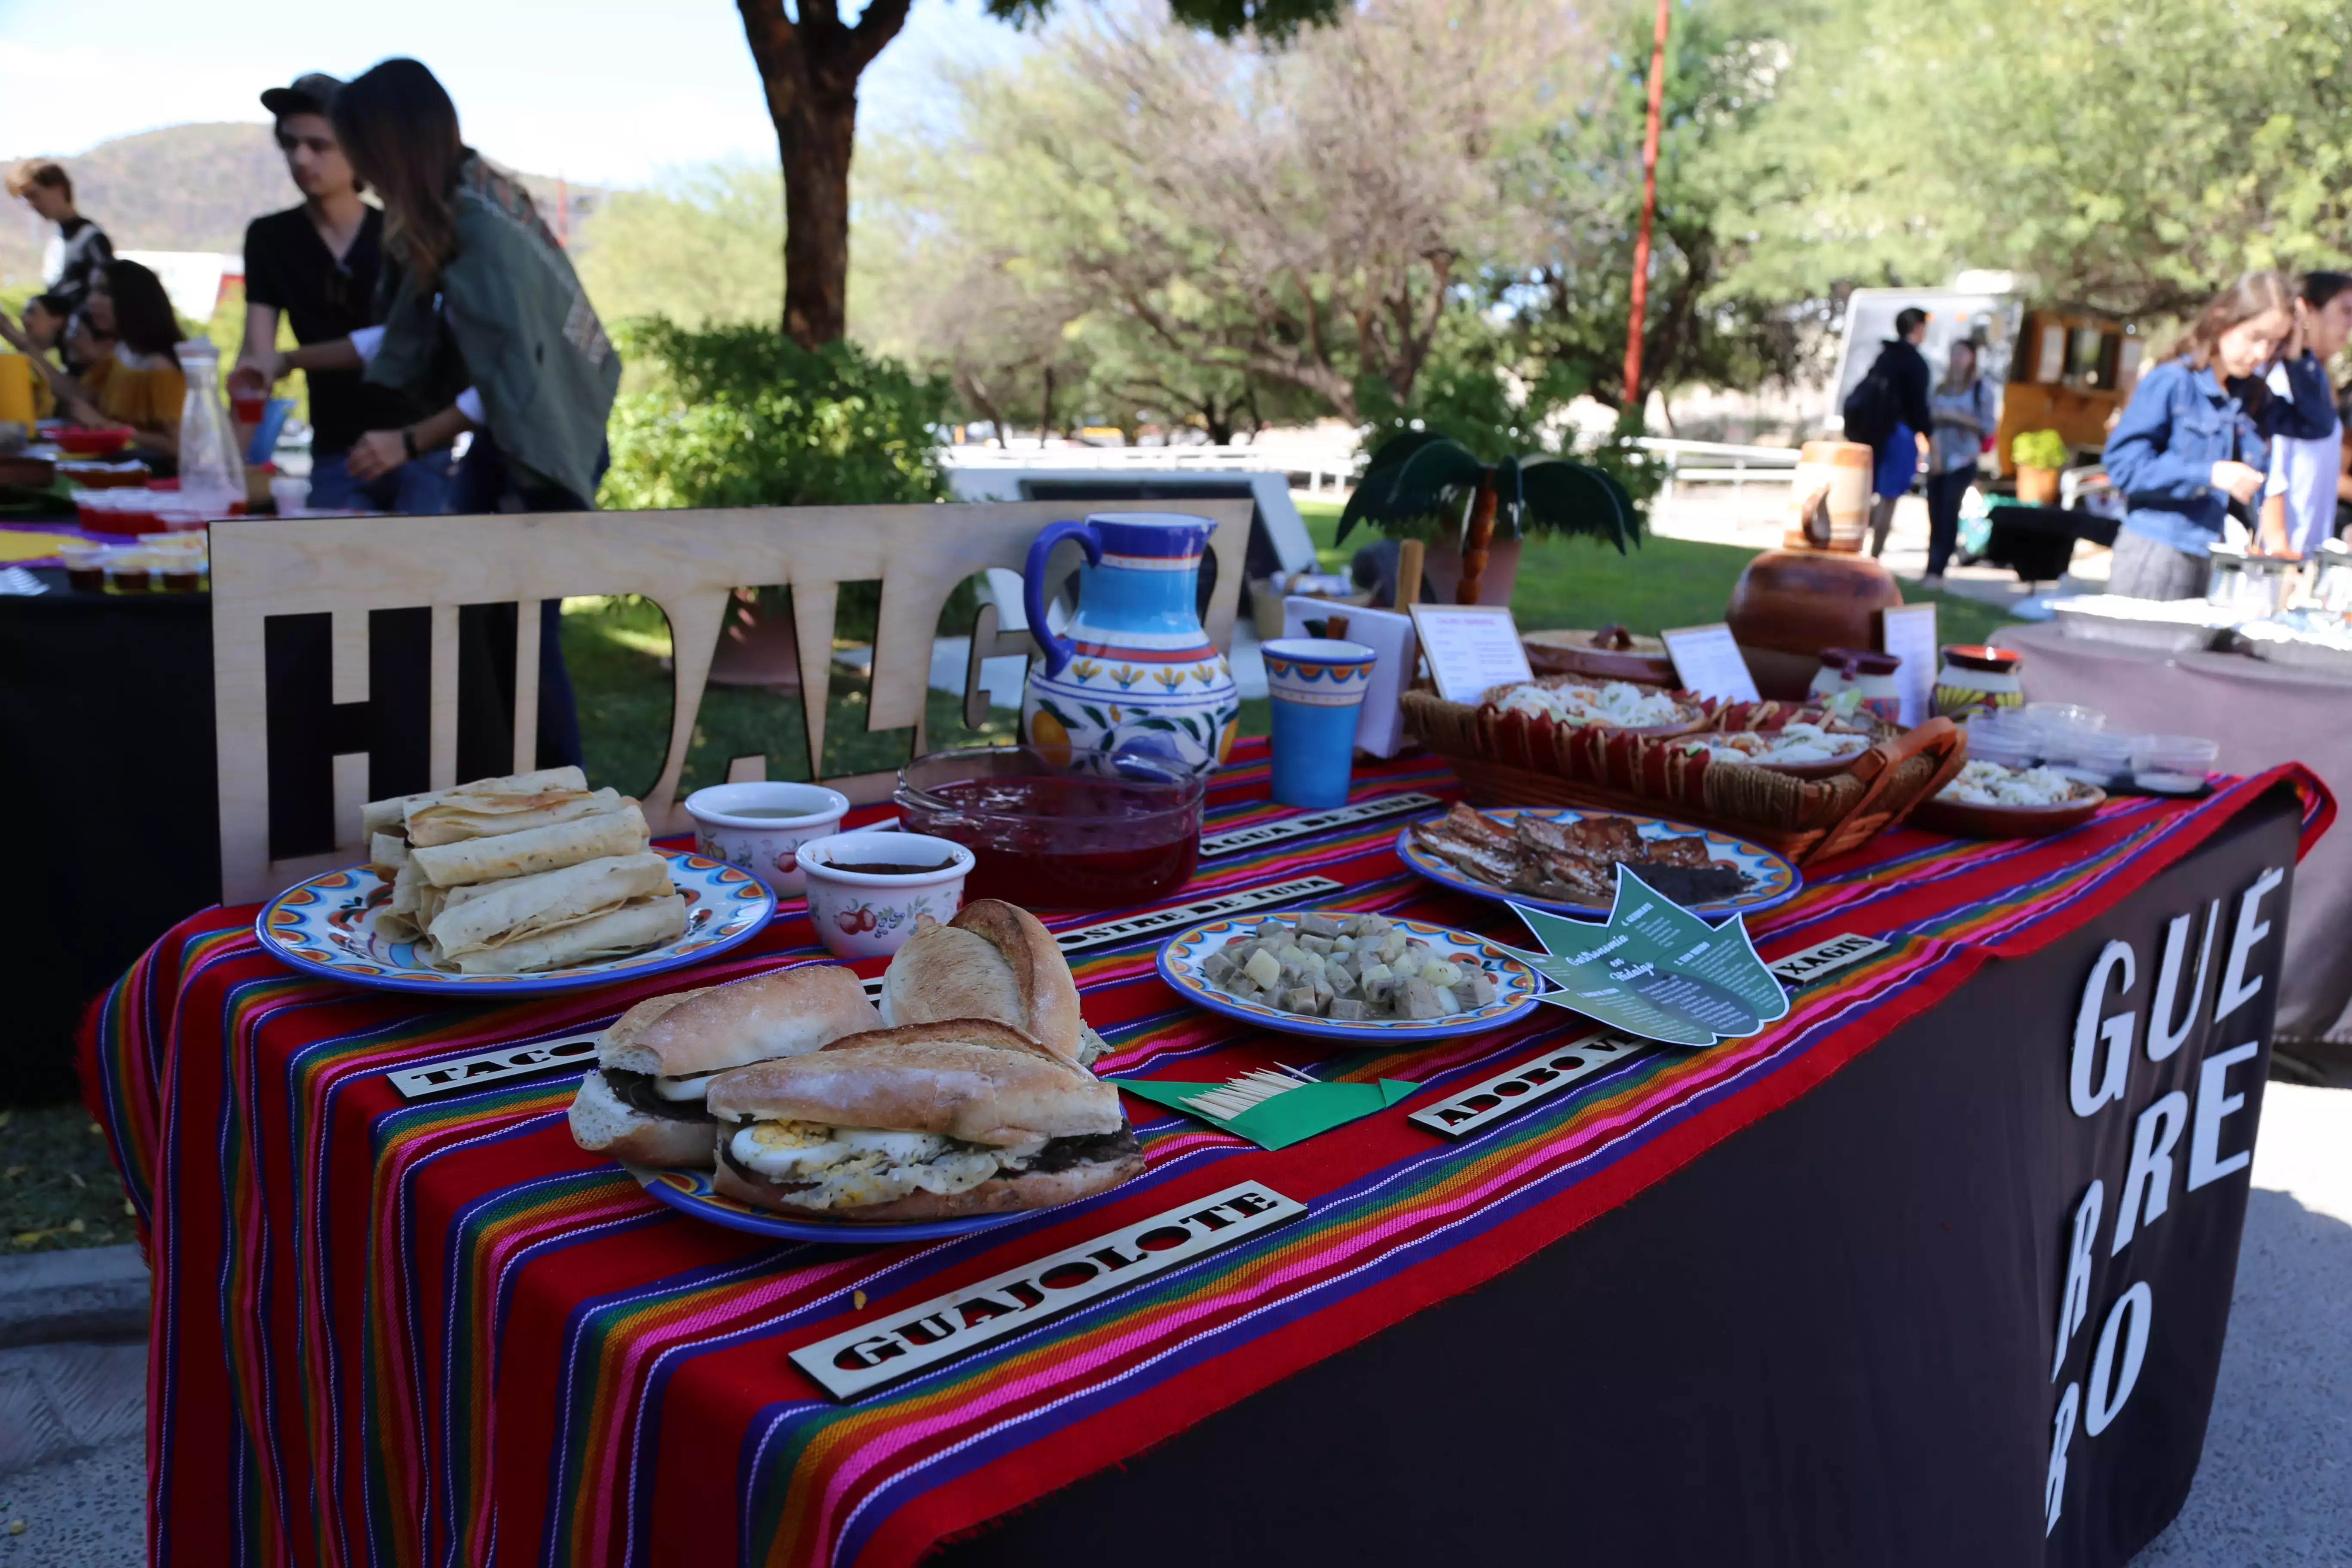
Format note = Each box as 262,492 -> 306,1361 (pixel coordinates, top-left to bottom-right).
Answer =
2102,270 -> 2336,599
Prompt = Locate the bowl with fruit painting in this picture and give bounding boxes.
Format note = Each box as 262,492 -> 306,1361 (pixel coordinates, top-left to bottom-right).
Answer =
797,832 -> 976,959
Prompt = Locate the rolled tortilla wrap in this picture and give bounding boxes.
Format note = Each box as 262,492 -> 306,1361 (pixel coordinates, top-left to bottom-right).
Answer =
408,804 -> 649,888
424,853 -> 675,961
362,766 -> 589,838
443,894 -> 688,974
405,787 -> 624,847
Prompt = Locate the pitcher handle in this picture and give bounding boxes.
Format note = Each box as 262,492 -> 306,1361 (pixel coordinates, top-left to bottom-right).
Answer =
1023,520 -> 1102,676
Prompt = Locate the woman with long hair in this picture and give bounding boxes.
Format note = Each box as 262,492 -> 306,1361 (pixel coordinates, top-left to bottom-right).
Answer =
1923,339 -> 1997,587
0,258 -> 187,450
2257,270 -> 2352,558
2101,270 -> 2337,599
246,57 -> 619,768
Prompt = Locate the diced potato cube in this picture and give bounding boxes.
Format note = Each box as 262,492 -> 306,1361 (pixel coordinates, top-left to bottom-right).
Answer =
1203,950 -> 1238,983
1299,934 -> 1333,956
1357,961 -> 1392,989
1299,913 -> 1343,939
1253,919 -> 1288,940
1228,978 -> 1260,1001
1334,935 -> 1357,951
1243,948 -> 1283,991
1422,959 -> 1464,989
1354,915 -> 1393,936
1328,998 -> 1369,1022
1392,949 -> 1423,977
1329,966 -> 1357,996
1283,986 -> 1323,1015
1435,986 -> 1462,1014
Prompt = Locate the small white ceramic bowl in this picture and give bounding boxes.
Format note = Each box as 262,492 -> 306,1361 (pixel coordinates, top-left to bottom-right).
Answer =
683,781 -> 851,897
799,832 -> 975,959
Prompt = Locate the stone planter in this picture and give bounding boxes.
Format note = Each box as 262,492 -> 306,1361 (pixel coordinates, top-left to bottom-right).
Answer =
706,589 -> 802,691
1415,535 -> 1523,607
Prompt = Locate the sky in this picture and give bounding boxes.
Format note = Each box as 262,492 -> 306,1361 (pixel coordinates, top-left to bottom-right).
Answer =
0,0 -> 1030,188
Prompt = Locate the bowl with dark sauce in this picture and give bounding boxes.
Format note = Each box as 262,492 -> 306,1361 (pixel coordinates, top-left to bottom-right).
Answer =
895,744 -> 1204,909
797,832 -> 976,959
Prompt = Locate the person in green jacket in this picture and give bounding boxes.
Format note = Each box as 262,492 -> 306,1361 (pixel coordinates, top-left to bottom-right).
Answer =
249,57 -> 620,768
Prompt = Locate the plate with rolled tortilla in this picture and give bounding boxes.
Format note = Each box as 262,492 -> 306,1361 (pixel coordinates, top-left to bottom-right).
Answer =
257,766 -> 774,994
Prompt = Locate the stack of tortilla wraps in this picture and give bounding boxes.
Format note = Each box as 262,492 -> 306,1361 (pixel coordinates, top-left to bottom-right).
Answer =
364,766 -> 687,974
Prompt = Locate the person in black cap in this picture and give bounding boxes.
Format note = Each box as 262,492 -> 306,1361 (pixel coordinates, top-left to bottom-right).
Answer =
231,72 -> 450,513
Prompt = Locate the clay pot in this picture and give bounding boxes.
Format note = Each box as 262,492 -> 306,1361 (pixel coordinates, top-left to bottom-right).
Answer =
1523,626 -> 1678,686
2016,466 -> 2061,505
1784,440 -> 1874,552
707,589 -> 804,691
1725,548 -> 1906,700
1417,536 -> 1522,607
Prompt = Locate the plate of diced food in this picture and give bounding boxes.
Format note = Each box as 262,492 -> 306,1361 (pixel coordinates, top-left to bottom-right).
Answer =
1400,804 -> 1800,921
1156,910 -> 1542,1043
1909,760 -> 2105,838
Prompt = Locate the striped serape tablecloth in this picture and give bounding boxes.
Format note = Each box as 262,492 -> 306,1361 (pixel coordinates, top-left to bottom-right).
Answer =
81,741 -> 2331,1568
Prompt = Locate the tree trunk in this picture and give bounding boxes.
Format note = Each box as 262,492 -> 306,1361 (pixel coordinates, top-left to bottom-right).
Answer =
1457,474 -> 1499,606
737,0 -> 913,349
1040,366 -> 1056,448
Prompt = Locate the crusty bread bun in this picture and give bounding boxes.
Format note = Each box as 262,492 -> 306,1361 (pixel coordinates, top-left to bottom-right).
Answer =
567,1067 -> 716,1167
601,963 -> 879,1076
707,1019 -> 1120,1145
879,900 -> 1084,1064
711,1144 -> 1144,1221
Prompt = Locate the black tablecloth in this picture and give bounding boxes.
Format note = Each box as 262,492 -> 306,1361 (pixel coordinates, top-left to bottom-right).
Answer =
943,789 -> 2299,1568
1984,503 -> 2122,584
0,570 -> 563,1101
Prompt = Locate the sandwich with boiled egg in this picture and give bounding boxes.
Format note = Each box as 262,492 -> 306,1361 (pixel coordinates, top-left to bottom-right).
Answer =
567,963 -> 881,1167
704,1019 -> 1144,1220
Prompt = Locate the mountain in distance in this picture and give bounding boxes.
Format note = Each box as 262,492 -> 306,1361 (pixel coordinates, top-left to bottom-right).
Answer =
2,122 -> 607,293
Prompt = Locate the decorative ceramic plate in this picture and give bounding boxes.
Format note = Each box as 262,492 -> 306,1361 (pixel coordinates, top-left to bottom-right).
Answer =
256,847 -> 775,995
625,1163 -> 1048,1244
1910,784 -> 2105,839
1395,807 -> 1802,922
1156,911 -> 1542,1043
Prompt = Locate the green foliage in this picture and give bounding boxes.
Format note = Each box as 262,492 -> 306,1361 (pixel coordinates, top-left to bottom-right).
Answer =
1337,429 -> 1640,551
2012,429 -> 2069,471
575,161 -> 784,337
985,0 -> 1342,43
598,320 -> 951,511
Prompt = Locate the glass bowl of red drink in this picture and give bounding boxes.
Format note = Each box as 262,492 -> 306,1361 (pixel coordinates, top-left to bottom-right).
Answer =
895,745 -> 1204,909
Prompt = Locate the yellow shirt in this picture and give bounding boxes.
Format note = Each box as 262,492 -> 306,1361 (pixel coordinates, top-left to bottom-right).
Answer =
84,348 -> 187,433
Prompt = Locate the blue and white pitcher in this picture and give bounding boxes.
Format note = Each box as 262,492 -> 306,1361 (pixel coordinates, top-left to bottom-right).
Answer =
1021,512 -> 1240,776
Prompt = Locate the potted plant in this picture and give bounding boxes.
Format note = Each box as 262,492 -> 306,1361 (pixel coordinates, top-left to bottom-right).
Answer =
2011,429 -> 2068,505
1336,433 -> 1638,606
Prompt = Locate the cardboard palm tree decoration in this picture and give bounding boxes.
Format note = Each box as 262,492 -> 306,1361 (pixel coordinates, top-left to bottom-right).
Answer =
1337,433 -> 1638,605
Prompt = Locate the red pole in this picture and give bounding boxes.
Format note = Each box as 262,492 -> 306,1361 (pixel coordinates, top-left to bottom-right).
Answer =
1621,0 -> 1672,415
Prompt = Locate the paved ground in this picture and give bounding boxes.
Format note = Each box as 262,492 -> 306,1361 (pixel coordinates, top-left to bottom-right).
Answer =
0,1081 -> 2340,1563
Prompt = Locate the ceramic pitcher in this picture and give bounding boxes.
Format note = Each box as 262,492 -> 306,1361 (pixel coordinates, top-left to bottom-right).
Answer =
1021,512 -> 1240,776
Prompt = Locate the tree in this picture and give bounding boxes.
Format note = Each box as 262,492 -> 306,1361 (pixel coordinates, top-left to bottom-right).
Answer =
574,160 -> 784,330
1718,0 -> 2352,318
739,0 -> 1357,351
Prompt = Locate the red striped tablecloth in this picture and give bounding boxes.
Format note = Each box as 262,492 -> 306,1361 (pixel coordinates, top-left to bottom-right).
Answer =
82,742 -> 2331,1568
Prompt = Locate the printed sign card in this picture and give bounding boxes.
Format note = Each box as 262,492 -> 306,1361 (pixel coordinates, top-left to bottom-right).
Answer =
1488,868 -> 1792,1047
1117,1068 -> 1418,1150
1878,602 -> 1939,726
1409,604 -> 1534,704
1661,624 -> 1761,704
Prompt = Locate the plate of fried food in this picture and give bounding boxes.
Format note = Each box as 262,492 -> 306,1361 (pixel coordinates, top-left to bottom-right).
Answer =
1399,803 -> 1800,921
572,899 -> 1143,1242
257,766 -> 774,995
1156,909 -> 1540,1043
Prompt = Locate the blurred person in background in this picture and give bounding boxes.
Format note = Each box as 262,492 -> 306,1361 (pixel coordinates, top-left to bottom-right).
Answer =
0,260 -> 185,455
6,160 -> 114,316
1844,306 -> 1935,559
1923,338 -> 1997,588
246,58 -> 620,766
2103,269 -> 2335,599
231,72 -> 450,514
2256,270 -> 2352,559
8,292 -> 74,417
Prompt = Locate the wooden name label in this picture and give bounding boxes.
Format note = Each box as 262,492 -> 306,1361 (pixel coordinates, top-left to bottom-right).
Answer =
1198,793 -> 1442,859
1768,933 -> 1891,988
1050,876 -> 1344,955
1406,1033 -> 1652,1139
386,1034 -> 602,1101
791,1182 -> 1306,1399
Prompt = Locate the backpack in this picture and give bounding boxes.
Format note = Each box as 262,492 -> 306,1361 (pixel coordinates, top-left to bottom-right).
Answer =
1842,361 -> 1896,448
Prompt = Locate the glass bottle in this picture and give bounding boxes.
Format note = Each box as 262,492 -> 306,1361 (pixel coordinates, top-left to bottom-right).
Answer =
173,339 -> 245,520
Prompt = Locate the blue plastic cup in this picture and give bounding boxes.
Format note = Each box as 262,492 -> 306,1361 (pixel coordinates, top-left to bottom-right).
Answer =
1264,637 -> 1376,808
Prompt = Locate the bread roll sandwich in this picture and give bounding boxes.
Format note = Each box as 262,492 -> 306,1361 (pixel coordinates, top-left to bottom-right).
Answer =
705,1020 -> 1144,1220
879,900 -> 1109,1066
568,964 -> 881,1166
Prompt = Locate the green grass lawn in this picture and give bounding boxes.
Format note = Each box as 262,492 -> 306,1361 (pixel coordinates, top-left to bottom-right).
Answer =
2,1105 -> 138,1254
1291,497 -> 2013,647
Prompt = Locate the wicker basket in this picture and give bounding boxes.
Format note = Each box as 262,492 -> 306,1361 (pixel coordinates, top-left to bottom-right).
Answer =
1402,690 -> 1969,864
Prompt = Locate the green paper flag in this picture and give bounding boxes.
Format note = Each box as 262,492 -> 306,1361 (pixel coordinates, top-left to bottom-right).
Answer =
1115,1072 -> 1419,1150
1490,867 -> 1792,1048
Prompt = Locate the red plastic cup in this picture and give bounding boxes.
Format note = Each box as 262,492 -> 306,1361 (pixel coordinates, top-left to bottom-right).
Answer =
231,392 -> 267,424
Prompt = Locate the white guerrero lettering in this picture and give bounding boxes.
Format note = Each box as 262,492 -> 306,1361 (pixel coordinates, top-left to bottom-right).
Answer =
386,1035 -> 600,1100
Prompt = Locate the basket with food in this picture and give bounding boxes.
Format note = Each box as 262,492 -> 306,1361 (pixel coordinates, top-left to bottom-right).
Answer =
1402,677 -> 1967,865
